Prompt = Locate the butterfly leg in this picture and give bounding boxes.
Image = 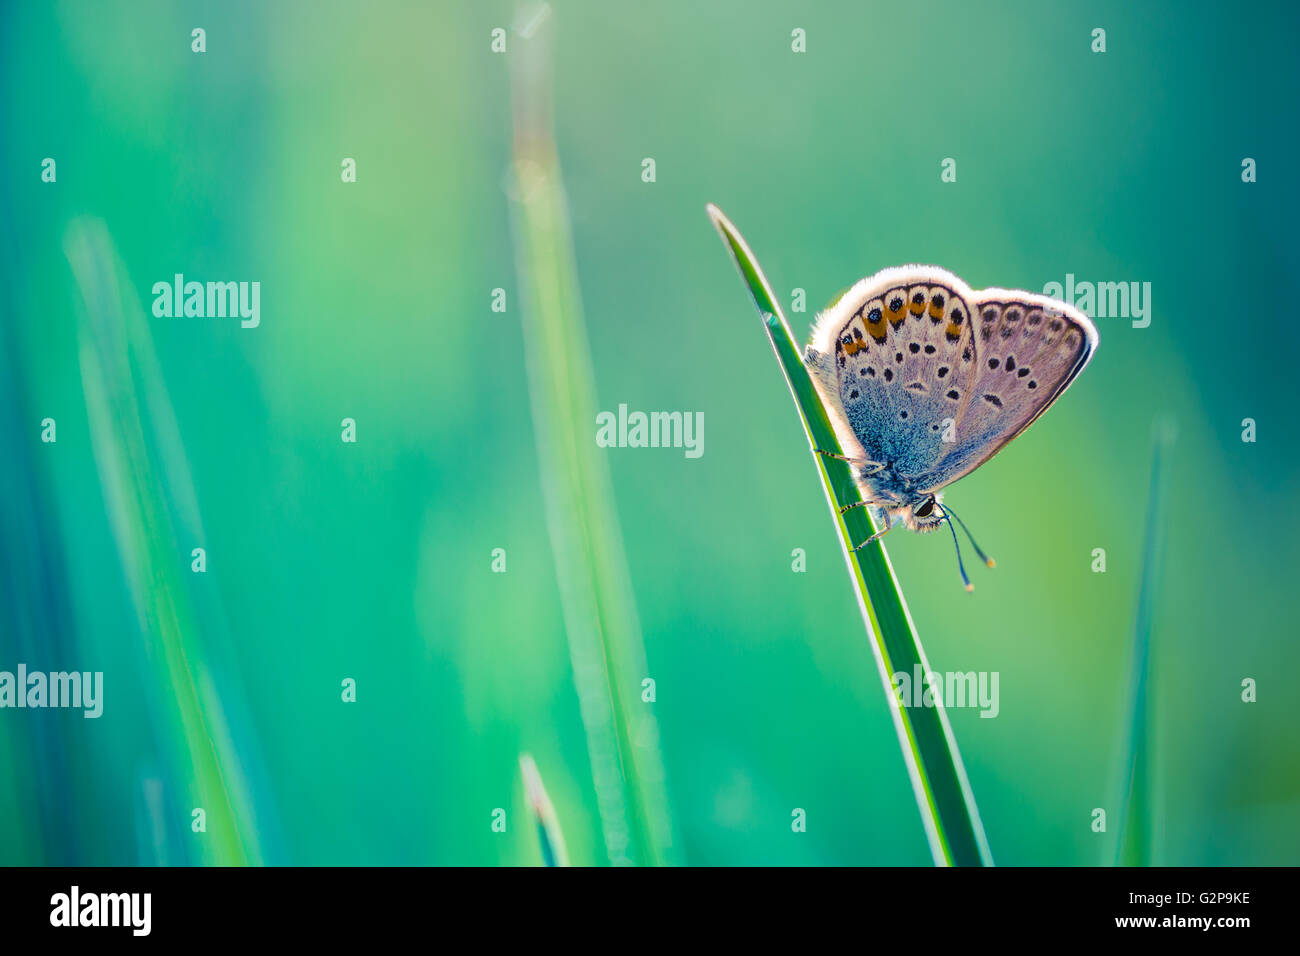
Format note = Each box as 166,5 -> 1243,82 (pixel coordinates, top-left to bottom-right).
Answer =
813,447 -> 857,463
813,448 -> 885,475
849,510 -> 892,552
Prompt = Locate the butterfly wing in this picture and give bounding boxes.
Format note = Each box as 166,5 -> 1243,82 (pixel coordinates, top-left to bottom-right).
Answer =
805,267 -> 1098,498
912,290 -> 1098,493
805,266 -> 980,485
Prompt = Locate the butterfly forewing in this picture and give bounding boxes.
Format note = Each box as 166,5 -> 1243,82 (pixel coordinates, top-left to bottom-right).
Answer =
808,268 -> 979,479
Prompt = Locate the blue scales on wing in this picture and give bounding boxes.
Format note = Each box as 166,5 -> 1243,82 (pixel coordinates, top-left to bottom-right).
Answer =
806,268 -> 978,495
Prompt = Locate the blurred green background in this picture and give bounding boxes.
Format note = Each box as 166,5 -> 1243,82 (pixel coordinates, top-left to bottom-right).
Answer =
2,0 -> 1297,866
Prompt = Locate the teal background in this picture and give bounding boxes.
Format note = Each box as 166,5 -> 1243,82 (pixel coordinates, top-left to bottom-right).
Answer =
2,0 -> 1298,865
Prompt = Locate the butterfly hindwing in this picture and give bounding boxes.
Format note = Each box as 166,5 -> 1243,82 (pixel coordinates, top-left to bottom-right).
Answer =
915,291 -> 1097,492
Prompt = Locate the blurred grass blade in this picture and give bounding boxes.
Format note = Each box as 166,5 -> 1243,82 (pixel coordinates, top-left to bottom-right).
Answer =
66,217 -> 264,866
706,204 -> 992,867
507,3 -> 678,867
0,289 -> 91,865
1113,424 -> 1174,866
134,772 -> 177,866
520,754 -> 570,867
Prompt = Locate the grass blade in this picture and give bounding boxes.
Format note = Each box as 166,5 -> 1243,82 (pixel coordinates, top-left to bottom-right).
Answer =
66,217 -> 264,866
520,754 -> 570,867
508,4 -> 678,867
706,204 -> 992,867
1113,424 -> 1174,866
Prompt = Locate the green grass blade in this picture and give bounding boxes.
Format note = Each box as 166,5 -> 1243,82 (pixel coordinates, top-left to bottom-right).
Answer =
66,217 -> 263,866
520,754 -> 571,867
507,6 -> 678,867
1113,424 -> 1174,866
706,204 -> 992,867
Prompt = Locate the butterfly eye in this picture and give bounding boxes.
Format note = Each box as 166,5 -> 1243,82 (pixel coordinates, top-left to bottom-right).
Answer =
914,499 -> 935,518
868,308 -> 882,322
890,297 -> 903,311
912,293 -> 925,304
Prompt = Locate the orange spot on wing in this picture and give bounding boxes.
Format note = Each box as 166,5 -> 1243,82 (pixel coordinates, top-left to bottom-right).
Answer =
864,312 -> 889,341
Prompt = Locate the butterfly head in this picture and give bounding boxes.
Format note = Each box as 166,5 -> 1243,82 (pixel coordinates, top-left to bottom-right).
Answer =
896,493 -> 947,533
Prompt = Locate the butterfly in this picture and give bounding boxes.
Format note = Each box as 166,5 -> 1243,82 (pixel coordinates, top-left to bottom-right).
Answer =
803,265 -> 1098,590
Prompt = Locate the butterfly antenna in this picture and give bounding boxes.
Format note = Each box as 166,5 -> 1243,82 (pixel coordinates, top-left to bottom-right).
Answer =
944,515 -> 974,592
943,504 -> 996,569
